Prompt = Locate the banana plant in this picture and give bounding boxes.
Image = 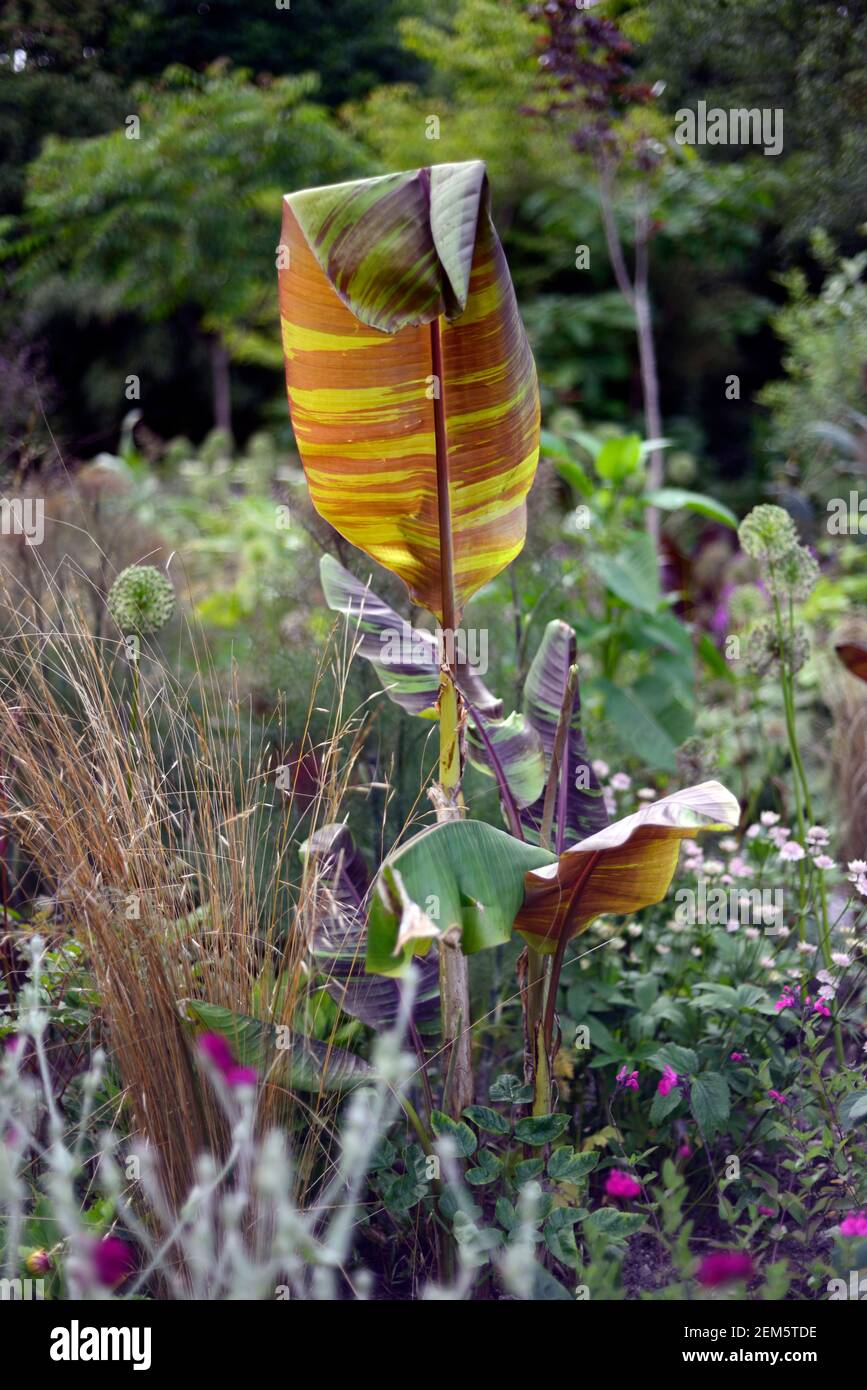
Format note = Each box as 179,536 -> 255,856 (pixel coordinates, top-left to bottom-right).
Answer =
279,160 -> 540,1112
279,160 -> 741,1120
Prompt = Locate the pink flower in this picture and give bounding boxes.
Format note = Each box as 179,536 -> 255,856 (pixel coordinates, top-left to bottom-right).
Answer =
616,1066 -> 639,1091
840,1211 -> 867,1237
757,1206 -> 776,1217
730,1051 -> 745,1061
779,840 -> 805,862
90,1237 -> 135,1287
697,1251 -> 754,1287
813,854 -> 836,871
813,1000 -> 831,1018
197,1032 -> 257,1089
609,772 -> 632,792
677,1143 -> 691,1158
657,1064 -> 679,1097
767,1089 -> 788,1105
605,1170 -> 642,1200
774,989 -> 795,1012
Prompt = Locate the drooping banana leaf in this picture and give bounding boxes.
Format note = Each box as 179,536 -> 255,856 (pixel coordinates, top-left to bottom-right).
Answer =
320,554 -> 544,819
279,161 -> 540,622
366,819 -> 556,976
302,822 -> 440,1029
319,553 -> 501,719
184,1000 -> 373,1093
520,620 -> 608,850
514,781 -> 740,954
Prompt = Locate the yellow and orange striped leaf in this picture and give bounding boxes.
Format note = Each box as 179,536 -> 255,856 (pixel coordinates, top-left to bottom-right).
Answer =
514,781 -> 741,953
278,161 -> 540,621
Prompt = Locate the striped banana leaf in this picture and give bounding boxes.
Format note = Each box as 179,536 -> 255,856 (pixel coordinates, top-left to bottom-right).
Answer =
514,781 -> 741,953
519,620 -> 609,850
279,161 -> 540,621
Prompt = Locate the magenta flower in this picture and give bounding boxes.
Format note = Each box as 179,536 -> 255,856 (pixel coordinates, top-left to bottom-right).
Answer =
813,1000 -> 831,1018
697,1251 -> 754,1287
774,988 -> 795,1012
197,1032 -> 257,1089
840,1211 -> 867,1237
657,1064 -> 679,1097
90,1236 -> 135,1287
730,1051 -> 745,1061
616,1066 -> 639,1091
767,1089 -> 788,1105
757,1205 -> 776,1217
677,1143 -> 691,1158
605,1170 -> 642,1200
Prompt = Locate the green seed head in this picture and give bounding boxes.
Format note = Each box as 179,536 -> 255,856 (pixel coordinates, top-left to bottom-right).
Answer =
107,565 -> 175,636
738,504 -> 799,562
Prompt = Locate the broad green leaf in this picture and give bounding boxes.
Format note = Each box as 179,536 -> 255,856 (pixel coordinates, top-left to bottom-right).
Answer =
280,161 -> 539,622
466,1148 -> 503,1186
515,1157 -> 545,1185
643,488 -> 738,530
594,434 -> 642,484
690,1072 -> 731,1137
839,1092 -> 867,1131
548,1147 -> 599,1182
513,1113 -> 570,1146
583,1208 -> 646,1239
431,1109 -> 477,1158
366,819 -> 555,974
544,1208 -> 583,1265
593,534 -> 662,614
593,677 -> 679,772
515,782 -> 740,952
184,1000 -> 372,1093
463,1105 -> 512,1136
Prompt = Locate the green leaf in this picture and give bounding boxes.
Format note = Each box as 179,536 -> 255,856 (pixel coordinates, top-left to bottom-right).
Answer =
643,488 -> 738,530
463,1105 -> 511,1136
183,1000 -> 372,1093
839,1092 -> 867,1131
489,1073 -> 534,1104
595,434 -> 642,484
515,1157 -> 545,1185
366,819 -> 556,974
593,677 -> 678,771
513,1113 -> 570,1146
548,1147 -> 599,1182
583,1208 -> 646,1239
496,1197 -> 518,1232
430,1110 -> 477,1158
690,1072 -> 731,1137
544,1208 -> 583,1265
466,1148 -> 503,1186
650,1087 -> 684,1125
594,534 -> 662,614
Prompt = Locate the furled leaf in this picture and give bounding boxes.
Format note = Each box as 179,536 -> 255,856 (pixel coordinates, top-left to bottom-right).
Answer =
514,781 -> 740,953
319,553 -> 502,718
279,161 -> 540,621
184,1000 -> 372,1093
521,620 -> 608,849
366,819 -> 556,975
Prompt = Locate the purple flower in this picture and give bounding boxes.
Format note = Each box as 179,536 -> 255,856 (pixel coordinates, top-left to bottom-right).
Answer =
840,1211 -> 867,1237
697,1251 -> 754,1287
657,1065 -> 679,1097
90,1237 -> 135,1287
605,1170 -> 642,1201
616,1065 -> 639,1091
197,1032 -> 257,1089
767,1089 -> 788,1106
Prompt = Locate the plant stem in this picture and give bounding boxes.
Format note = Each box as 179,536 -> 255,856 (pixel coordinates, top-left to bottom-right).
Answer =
430,313 -> 473,1118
